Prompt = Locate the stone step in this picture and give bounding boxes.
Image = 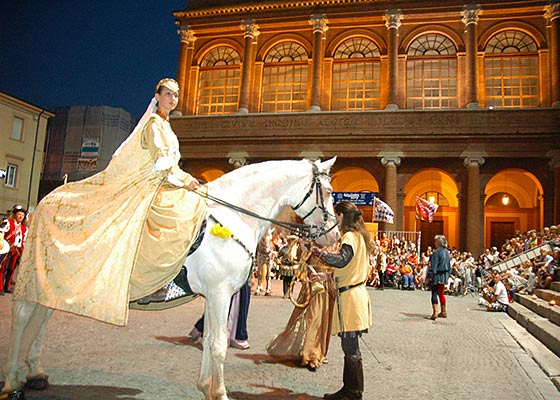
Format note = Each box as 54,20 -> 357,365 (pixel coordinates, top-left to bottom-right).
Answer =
551,281 -> 560,292
534,288 -> 560,304
508,302 -> 560,358
516,293 -> 560,326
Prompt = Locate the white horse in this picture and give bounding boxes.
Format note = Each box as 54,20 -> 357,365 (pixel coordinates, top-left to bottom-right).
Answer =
1,158 -> 339,400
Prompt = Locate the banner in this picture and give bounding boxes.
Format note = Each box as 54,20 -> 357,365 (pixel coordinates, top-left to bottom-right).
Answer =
373,197 -> 394,223
415,197 -> 438,222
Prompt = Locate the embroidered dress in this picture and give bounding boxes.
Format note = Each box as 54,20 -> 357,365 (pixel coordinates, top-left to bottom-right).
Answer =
14,113 -> 206,326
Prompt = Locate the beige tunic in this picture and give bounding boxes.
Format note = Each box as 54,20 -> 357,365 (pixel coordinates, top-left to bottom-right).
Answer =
14,114 -> 206,326
332,231 -> 372,335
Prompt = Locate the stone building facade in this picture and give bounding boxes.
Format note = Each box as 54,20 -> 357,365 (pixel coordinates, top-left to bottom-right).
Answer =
171,0 -> 560,254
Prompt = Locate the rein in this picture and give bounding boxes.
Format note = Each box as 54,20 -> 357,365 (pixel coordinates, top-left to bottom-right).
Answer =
192,163 -> 336,240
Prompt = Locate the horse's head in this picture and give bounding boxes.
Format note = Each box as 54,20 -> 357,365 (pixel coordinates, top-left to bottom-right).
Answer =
292,157 -> 340,247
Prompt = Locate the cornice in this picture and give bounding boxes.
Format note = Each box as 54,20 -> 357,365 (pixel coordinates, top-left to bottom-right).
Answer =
175,0 -> 549,19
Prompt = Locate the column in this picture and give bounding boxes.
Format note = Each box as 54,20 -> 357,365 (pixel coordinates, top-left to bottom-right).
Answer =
461,5 -> 481,109
464,157 -> 485,255
175,25 -> 196,115
551,157 -> 560,223
381,156 -> 401,230
383,10 -> 403,110
308,14 -> 329,112
238,19 -> 260,114
545,2 -> 560,107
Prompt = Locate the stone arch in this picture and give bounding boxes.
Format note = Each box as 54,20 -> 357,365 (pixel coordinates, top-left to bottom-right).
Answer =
256,34 -> 312,62
326,29 -> 387,56
400,25 -> 464,54
479,21 -> 546,51
192,39 -> 244,66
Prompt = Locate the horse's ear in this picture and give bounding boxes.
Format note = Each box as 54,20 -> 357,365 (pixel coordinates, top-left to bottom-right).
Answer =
316,156 -> 337,173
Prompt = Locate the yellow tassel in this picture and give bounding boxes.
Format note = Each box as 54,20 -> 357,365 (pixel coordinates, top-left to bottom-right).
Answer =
210,224 -> 232,239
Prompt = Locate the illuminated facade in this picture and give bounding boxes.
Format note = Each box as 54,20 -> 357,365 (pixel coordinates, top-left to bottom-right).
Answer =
172,0 -> 560,254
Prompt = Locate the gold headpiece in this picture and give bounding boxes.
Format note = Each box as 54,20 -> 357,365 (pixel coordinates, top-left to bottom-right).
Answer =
155,78 -> 179,94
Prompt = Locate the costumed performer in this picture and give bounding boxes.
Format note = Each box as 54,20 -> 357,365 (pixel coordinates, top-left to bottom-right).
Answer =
311,200 -> 373,400
0,205 -> 28,294
13,78 -> 206,326
266,249 -> 336,371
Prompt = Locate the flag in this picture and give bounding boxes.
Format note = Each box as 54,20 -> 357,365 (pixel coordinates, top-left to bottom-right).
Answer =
416,197 -> 438,223
373,197 -> 394,223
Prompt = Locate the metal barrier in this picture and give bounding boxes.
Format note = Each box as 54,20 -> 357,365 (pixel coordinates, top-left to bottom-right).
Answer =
375,230 -> 422,254
489,242 -> 552,273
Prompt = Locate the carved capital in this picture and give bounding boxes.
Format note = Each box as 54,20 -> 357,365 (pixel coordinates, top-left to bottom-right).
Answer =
309,14 -> 329,36
381,156 -> 401,167
240,19 -> 260,41
463,157 -> 485,167
545,3 -> 560,22
549,157 -> 560,169
461,5 -> 481,26
177,24 -> 196,47
229,157 -> 248,168
384,10 -> 403,30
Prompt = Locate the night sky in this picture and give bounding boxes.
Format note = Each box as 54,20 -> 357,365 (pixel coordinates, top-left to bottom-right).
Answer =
1,1 -> 187,118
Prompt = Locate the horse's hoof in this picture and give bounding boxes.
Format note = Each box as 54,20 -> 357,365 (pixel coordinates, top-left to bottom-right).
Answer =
24,375 -> 49,391
0,390 -> 26,400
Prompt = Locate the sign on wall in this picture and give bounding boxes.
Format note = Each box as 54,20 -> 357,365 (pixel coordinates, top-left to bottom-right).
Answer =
333,192 -> 378,206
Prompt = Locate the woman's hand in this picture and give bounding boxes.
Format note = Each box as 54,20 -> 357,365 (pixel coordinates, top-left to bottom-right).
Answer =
310,272 -> 329,283
188,180 -> 200,190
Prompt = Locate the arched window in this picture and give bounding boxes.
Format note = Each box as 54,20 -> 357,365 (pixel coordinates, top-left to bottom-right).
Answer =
331,37 -> 381,110
406,33 -> 457,109
196,46 -> 241,115
484,30 -> 539,108
420,191 -> 449,207
261,41 -> 308,113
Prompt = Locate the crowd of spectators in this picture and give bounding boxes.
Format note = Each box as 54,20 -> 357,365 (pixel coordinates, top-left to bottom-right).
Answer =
256,225 -> 560,309
367,226 -> 560,299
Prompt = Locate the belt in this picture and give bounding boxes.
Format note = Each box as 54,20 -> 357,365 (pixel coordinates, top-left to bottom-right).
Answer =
337,280 -> 365,294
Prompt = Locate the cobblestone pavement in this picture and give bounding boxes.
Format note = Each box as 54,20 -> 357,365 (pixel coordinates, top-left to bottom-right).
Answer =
1,280 -> 559,400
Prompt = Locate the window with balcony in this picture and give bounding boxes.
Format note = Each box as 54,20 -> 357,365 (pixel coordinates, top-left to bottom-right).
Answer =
331,37 -> 381,110
196,46 -> 241,115
261,41 -> 308,113
484,30 -> 539,108
406,33 -> 457,110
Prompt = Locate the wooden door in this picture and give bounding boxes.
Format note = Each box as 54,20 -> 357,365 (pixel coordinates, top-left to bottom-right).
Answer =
490,221 -> 515,250
420,220 -> 444,253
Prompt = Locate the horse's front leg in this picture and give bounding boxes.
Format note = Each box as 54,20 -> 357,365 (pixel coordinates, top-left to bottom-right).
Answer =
1,300 -> 37,395
198,291 -> 231,400
24,304 -> 53,389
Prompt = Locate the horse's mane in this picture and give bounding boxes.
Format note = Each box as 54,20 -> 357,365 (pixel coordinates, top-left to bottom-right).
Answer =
207,159 -> 310,192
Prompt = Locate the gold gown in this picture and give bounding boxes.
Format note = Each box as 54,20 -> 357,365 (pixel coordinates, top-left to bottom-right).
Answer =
14,113 -> 206,326
266,263 -> 335,368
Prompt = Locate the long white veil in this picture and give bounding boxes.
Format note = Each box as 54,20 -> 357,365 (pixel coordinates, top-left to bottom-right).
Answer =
112,98 -> 157,159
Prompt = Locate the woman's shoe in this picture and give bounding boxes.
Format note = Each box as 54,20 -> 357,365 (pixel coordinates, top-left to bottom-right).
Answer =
230,339 -> 250,349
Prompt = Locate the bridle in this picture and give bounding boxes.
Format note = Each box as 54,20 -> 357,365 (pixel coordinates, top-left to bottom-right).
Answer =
291,163 -> 338,240
193,162 -> 338,241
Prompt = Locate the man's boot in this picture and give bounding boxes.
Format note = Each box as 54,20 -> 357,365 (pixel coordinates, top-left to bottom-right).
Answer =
323,356 -> 363,400
430,304 -> 438,320
344,355 -> 363,400
438,304 -> 447,318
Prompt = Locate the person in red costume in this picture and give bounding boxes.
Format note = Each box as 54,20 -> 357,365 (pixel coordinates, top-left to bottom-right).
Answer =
0,205 -> 28,294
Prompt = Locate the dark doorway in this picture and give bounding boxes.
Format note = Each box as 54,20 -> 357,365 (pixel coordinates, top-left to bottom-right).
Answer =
420,220 -> 444,253
490,221 -> 515,250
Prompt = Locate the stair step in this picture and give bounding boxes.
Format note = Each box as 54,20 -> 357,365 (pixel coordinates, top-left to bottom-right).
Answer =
551,281 -> 560,292
516,293 -> 560,326
534,289 -> 560,304
508,302 -> 560,358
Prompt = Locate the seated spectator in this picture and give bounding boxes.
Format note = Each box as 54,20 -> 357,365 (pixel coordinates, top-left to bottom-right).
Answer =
538,248 -> 559,289
399,262 -> 415,290
385,256 -> 398,287
480,273 -> 510,312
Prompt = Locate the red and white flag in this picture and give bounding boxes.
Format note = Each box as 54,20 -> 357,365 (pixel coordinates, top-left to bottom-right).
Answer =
415,197 -> 438,223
